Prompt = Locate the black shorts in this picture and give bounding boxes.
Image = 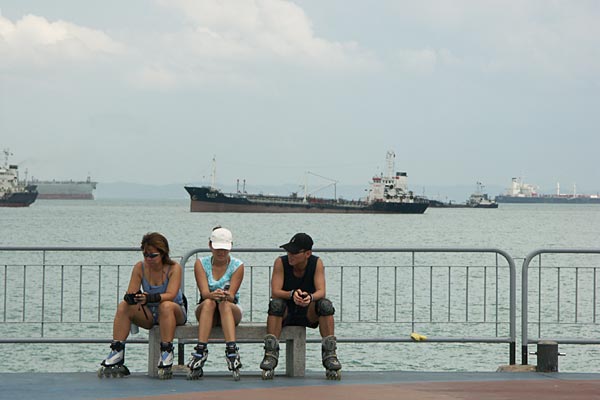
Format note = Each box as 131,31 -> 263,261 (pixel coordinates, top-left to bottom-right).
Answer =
283,304 -> 318,329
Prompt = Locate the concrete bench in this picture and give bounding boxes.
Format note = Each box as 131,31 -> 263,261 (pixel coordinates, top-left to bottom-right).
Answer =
148,324 -> 306,378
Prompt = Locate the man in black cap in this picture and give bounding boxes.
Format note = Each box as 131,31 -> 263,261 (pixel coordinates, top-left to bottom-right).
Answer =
259,233 -> 342,380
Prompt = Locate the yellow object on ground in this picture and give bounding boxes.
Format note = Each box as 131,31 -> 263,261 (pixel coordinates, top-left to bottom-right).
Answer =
410,332 -> 427,342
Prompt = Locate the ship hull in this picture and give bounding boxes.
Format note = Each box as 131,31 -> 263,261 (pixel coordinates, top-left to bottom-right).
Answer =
495,195 -> 600,204
33,181 -> 97,200
185,186 -> 428,214
0,191 -> 38,207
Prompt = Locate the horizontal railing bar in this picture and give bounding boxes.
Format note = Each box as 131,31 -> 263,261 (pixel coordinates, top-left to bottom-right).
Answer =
0,338 -> 148,344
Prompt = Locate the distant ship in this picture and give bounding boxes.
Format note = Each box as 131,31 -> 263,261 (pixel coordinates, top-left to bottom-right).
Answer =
429,182 -> 498,209
30,176 -> 97,200
184,151 -> 429,214
495,177 -> 600,204
0,149 -> 38,207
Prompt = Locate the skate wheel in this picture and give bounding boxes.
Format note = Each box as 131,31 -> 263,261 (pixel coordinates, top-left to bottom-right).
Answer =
261,369 -> 274,380
326,370 -> 341,380
232,369 -> 240,381
157,368 -> 173,380
186,368 -> 204,380
97,368 -> 104,378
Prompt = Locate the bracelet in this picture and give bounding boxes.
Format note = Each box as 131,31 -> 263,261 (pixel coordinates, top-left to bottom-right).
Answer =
309,293 -> 314,303
289,290 -> 294,300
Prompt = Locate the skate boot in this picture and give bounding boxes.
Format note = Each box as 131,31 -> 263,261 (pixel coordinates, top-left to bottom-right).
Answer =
97,340 -> 130,378
259,334 -> 279,380
186,343 -> 208,380
157,341 -> 174,380
225,342 -> 242,381
322,335 -> 342,380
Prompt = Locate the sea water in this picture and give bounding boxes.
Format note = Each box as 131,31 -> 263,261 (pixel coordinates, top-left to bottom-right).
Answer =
1,199 -> 600,373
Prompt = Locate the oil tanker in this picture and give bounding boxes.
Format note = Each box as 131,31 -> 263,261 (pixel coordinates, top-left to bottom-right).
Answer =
184,151 -> 429,214
495,178 -> 600,204
0,149 -> 38,207
30,177 -> 97,200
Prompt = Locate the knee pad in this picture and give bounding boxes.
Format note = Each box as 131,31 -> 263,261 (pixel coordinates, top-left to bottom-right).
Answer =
268,298 -> 287,317
316,298 -> 335,316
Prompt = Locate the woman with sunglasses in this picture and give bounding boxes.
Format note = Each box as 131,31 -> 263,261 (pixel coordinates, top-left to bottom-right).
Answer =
187,226 -> 244,381
98,232 -> 187,379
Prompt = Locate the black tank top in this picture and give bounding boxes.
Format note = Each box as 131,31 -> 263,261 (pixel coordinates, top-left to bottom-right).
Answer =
281,254 -> 318,293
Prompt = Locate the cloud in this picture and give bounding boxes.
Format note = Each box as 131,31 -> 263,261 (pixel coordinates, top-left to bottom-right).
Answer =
389,1 -> 600,81
134,0 -> 377,88
0,14 -> 124,69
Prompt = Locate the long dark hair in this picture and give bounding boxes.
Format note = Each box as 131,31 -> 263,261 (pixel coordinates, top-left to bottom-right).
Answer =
140,232 -> 175,265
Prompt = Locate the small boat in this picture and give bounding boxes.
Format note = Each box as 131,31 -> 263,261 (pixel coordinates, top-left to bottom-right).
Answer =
0,149 -> 38,207
466,183 -> 498,208
428,182 -> 498,209
184,151 -> 429,214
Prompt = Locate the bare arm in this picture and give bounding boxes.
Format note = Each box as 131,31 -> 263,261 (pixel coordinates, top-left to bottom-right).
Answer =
224,264 -> 244,302
311,257 -> 327,301
126,261 -> 143,294
161,262 -> 182,302
270,257 -> 291,300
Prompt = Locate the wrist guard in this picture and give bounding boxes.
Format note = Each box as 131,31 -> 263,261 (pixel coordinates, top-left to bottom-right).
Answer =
146,292 -> 161,304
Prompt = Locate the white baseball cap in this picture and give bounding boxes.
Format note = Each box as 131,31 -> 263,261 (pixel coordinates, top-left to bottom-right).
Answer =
210,227 -> 233,250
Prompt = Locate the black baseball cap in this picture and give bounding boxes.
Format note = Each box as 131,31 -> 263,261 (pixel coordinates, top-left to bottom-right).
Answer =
280,233 -> 313,253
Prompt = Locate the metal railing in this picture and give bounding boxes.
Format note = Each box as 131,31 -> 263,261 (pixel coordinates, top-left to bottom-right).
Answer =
521,248 -> 600,364
0,246 -> 516,365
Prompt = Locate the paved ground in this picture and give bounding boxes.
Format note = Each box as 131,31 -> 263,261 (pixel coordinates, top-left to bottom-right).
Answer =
3,370 -> 600,400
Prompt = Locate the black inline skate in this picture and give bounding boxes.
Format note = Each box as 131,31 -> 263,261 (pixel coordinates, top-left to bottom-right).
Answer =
186,344 -> 208,380
322,335 -> 342,380
259,334 -> 279,380
157,341 -> 174,380
225,343 -> 242,381
97,340 -> 130,378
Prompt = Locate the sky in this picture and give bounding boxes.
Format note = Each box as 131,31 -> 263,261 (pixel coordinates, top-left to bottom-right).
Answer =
1,0 -> 599,197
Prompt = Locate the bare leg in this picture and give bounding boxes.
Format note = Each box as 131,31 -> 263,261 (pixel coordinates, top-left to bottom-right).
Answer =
219,302 -> 242,342
112,301 -> 153,341
196,300 -> 217,342
158,301 -> 185,342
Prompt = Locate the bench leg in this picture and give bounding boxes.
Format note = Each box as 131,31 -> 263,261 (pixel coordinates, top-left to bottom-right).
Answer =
147,327 -> 160,377
285,337 -> 306,377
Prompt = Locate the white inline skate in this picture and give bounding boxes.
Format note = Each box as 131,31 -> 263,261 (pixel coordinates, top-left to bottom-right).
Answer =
97,341 -> 130,378
225,343 -> 242,381
157,341 -> 174,380
186,344 -> 208,380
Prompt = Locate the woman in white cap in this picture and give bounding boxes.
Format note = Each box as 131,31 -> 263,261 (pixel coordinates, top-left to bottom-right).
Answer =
186,226 -> 245,380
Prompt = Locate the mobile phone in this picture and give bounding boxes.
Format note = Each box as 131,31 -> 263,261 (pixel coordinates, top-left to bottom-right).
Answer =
224,284 -> 230,291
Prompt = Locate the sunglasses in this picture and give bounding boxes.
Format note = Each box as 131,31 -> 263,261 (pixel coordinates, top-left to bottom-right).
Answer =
143,252 -> 161,259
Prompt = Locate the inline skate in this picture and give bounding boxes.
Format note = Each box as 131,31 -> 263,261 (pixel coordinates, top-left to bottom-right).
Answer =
259,334 -> 279,380
157,341 -> 174,380
322,335 -> 342,380
186,344 -> 208,380
225,343 -> 242,381
97,340 -> 130,378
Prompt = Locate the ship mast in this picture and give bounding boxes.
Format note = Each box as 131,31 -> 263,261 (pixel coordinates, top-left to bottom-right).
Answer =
385,150 -> 395,178
210,156 -> 217,190
2,148 -> 12,168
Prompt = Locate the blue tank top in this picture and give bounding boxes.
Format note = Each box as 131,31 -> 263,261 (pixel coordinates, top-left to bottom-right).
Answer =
200,255 -> 243,303
141,263 -> 183,305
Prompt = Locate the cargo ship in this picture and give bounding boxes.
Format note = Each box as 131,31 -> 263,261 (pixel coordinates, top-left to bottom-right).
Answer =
184,151 -> 429,214
30,176 -> 97,200
495,177 -> 600,204
0,149 -> 38,207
